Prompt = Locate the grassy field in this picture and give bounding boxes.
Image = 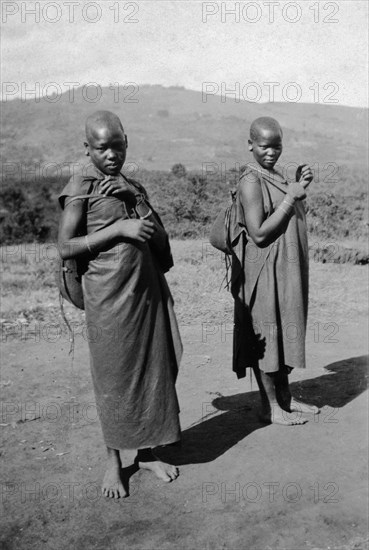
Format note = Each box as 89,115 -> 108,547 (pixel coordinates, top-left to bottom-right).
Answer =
1,240 -> 367,342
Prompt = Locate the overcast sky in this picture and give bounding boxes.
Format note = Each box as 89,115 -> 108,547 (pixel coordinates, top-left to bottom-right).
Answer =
1,0 -> 368,107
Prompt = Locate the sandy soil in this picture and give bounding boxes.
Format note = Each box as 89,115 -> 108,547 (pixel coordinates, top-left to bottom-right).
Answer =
1,257 -> 368,550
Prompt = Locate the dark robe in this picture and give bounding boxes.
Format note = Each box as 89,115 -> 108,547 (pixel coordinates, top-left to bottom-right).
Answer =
231,165 -> 309,378
59,166 -> 182,449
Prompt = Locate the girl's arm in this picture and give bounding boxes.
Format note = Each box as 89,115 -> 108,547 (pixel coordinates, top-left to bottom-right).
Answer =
240,171 -> 310,248
58,199 -> 156,260
134,201 -> 168,252
98,175 -> 168,251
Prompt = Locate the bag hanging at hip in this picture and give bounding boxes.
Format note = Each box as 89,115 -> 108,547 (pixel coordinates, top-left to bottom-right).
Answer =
55,188 -> 102,311
209,191 -> 237,255
56,256 -> 86,310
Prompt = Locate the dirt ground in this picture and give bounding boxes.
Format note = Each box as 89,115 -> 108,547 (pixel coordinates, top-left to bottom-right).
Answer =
1,257 -> 368,550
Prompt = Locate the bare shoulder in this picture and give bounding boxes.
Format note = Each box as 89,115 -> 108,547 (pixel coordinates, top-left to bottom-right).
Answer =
239,169 -> 262,202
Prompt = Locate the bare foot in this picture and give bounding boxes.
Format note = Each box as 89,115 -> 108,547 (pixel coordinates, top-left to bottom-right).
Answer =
289,398 -> 320,415
139,460 -> 179,482
260,405 -> 308,426
136,449 -> 179,482
278,388 -> 320,415
102,466 -> 127,499
102,448 -> 127,499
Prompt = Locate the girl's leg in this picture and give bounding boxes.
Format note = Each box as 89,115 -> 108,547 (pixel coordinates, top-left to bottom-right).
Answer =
253,365 -> 308,425
136,448 -> 179,482
275,365 -> 292,408
102,447 -> 128,499
276,366 -> 320,414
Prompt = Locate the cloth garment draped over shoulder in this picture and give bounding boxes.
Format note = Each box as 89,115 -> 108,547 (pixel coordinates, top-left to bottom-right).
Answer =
230,164 -> 309,379
59,165 -> 182,449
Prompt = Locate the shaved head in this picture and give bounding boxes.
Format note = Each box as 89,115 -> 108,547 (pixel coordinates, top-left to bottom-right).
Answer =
85,110 -> 125,142
84,110 -> 127,175
250,117 -> 283,141
248,117 -> 283,169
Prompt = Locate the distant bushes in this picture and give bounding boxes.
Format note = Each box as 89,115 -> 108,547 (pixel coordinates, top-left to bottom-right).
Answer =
0,167 -> 367,253
0,183 -> 57,244
171,163 -> 187,178
306,192 -> 368,241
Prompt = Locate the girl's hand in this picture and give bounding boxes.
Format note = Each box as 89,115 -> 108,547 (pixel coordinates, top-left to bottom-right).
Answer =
296,164 -> 313,189
115,219 -> 156,242
287,181 -> 307,201
99,175 -> 132,197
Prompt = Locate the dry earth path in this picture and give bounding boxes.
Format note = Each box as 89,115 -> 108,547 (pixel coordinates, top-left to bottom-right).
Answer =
1,317 -> 368,550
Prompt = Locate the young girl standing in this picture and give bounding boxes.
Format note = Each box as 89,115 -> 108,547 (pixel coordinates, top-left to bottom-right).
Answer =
232,116 -> 319,424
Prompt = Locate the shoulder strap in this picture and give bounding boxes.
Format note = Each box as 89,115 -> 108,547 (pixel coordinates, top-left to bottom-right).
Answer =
65,193 -> 100,204
264,178 -> 288,195
65,194 -> 120,204
65,176 -> 114,204
246,164 -> 289,195
65,175 -> 145,204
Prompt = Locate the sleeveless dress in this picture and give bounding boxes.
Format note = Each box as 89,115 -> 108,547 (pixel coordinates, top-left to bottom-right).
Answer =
231,165 -> 309,378
59,166 -> 182,449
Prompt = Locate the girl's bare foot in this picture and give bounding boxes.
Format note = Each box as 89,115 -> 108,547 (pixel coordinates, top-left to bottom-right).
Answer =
102,448 -> 127,499
260,404 -> 308,426
136,448 -> 179,482
288,398 -> 320,415
102,466 -> 127,499
275,371 -> 320,416
139,460 -> 179,482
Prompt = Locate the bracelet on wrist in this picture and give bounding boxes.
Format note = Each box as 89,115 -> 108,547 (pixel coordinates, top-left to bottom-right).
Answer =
284,195 -> 296,206
279,205 -> 292,216
278,199 -> 294,217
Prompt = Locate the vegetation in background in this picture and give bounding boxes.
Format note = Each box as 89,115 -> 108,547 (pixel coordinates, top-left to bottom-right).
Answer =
1,165 -> 367,248
1,164 -> 367,332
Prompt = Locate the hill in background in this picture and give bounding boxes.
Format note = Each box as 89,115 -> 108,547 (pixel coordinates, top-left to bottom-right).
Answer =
1,84 -> 367,189
1,85 -> 368,253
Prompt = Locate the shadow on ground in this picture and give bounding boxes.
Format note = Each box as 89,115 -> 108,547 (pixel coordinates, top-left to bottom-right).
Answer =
157,355 -> 368,466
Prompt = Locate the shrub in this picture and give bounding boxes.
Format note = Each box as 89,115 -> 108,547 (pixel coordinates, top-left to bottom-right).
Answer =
171,163 -> 187,178
0,186 -> 50,244
0,167 -> 367,251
